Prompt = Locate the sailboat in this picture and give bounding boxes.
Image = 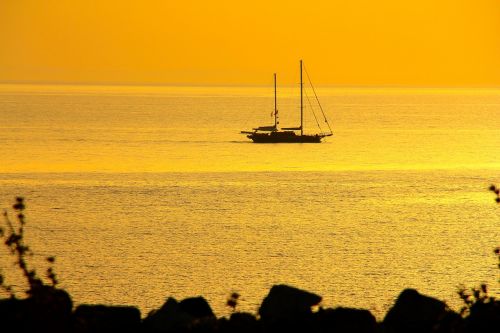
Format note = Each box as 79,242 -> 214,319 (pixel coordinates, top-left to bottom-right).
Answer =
241,60 -> 333,143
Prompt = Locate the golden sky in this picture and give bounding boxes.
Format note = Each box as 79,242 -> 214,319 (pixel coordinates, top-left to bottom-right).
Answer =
1,0 -> 500,85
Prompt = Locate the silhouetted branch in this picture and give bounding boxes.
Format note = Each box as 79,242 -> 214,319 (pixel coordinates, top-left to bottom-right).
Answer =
0,197 -> 58,298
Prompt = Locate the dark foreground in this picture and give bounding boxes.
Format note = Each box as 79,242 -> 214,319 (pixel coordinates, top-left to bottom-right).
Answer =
0,284 -> 499,333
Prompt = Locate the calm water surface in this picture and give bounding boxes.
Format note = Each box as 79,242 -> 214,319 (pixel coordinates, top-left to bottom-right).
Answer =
0,85 -> 499,317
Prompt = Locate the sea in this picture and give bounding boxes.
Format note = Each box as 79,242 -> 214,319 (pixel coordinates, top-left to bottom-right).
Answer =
0,84 -> 499,318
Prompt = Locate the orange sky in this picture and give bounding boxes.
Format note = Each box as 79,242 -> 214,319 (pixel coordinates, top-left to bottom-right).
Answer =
1,0 -> 500,85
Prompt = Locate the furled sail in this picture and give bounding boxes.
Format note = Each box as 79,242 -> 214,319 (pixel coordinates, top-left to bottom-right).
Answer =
253,126 -> 277,131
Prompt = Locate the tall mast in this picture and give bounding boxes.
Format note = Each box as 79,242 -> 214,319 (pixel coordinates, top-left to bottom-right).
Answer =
274,73 -> 277,129
300,60 -> 303,136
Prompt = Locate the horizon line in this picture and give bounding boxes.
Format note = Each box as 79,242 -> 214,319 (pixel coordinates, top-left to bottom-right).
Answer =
1,81 -> 500,90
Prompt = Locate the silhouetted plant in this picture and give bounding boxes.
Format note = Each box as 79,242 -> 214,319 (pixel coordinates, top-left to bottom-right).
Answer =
456,185 -> 500,317
495,247 -> 500,272
457,283 -> 495,316
491,185 -> 500,277
226,292 -> 240,313
489,184 -> 500,203
0,197 -> 59,298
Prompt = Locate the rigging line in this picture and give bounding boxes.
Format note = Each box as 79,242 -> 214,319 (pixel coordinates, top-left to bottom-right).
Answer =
304,88 -> 322,132
304,85 -> 323,133
303,63 -> 333,134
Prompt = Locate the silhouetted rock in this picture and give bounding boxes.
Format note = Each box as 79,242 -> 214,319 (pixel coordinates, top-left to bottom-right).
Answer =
465,300 -> 500,332
73,304 -> 141,333
0,297 -> 28,332
219,312 -> 260,333
179,296 -> 215,319
0,287 -> 73,333
143,296 -> 216,333
30,286 -> 73,332
315,307 -> 377,333
143,297 -> 189,333
259,284 -> 322,320
435,310 -> 465,333
259,284 -> 321,332
382,288 -> 459,333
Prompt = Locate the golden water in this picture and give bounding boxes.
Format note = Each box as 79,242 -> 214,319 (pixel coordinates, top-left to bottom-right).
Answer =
0,85 -> 499,317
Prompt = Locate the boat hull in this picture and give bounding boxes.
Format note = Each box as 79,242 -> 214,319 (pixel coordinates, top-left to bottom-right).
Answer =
247,132 -> 325,143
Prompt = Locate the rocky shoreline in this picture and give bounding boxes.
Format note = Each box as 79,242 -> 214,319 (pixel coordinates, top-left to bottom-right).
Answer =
1,283 -> 499,332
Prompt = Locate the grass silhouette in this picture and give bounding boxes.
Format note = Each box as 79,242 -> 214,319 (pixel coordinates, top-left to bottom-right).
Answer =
0,197 -> 59,297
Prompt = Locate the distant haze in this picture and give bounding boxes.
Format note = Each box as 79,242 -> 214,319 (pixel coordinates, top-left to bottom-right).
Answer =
2,1 -> 500,86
